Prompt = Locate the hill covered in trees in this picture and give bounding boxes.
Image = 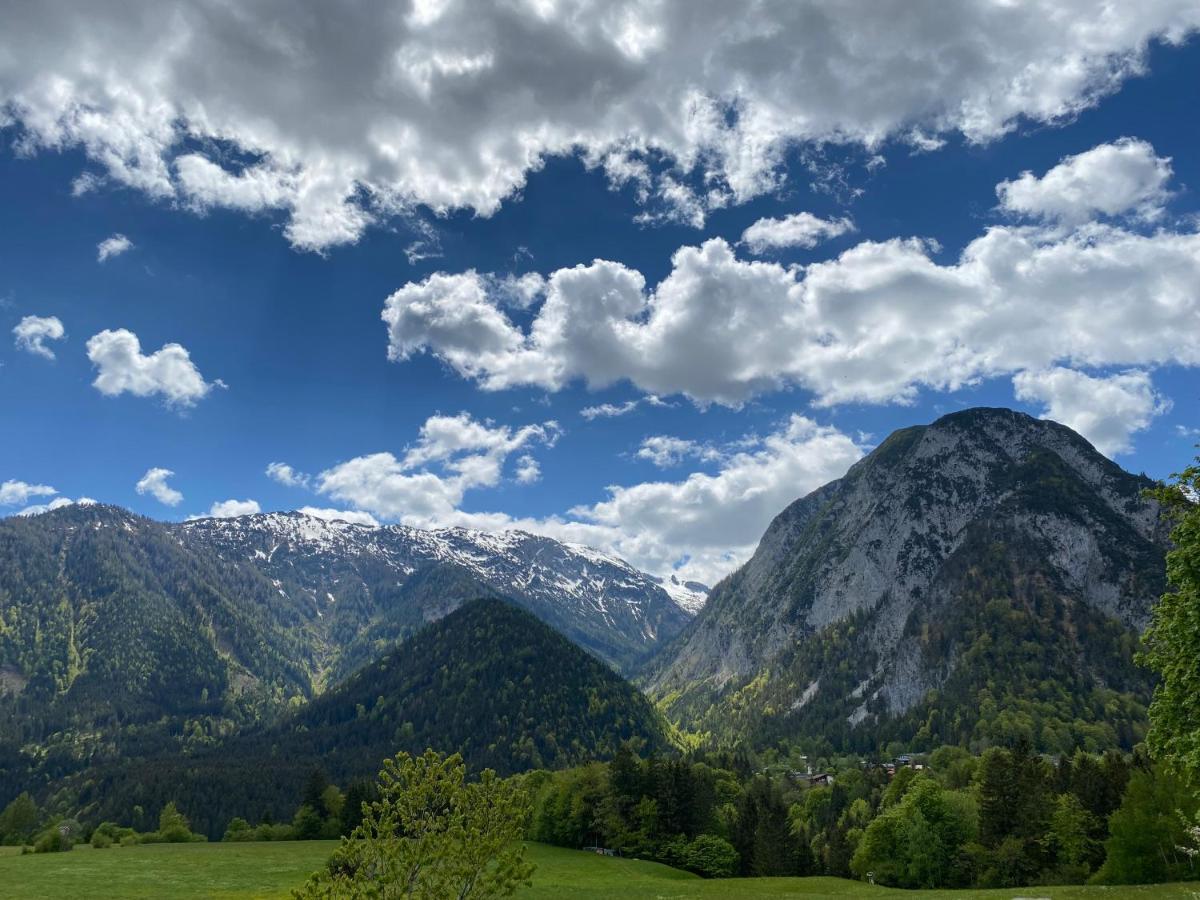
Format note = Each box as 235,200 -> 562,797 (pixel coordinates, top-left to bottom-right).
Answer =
63,599 -> 672,837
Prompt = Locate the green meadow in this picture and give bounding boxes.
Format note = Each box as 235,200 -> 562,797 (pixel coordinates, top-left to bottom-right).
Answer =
1,841 -> 1197,900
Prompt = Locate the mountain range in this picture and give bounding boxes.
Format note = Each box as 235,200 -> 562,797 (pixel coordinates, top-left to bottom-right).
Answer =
0,406 -> 1173,823
0,505 -> 696,800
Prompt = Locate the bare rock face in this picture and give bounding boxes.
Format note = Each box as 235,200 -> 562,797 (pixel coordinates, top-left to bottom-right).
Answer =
647,408 -> 1167,751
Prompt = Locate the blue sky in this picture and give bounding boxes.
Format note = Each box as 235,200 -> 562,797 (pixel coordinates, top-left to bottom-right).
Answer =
1,3 -> 1198,584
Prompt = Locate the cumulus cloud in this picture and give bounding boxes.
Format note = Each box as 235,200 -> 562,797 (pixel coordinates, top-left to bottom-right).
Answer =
86,328 -> 220,407
636,436 -> 723,468
16,496 -> 82,517
316,413 -> 559,523
266,461 -> 311,488
547,416 -> 865,582
514,455 -> 541,485
741,212 -> 855,254
1013,367 -> 1171,456
0,479 -> 57,506
134,467 -> 183,506
96,233 -> 134,262
12,315 -> 65,359
386,142 -> 1200,408
307,412 -> 863,584
191,499 -> 262,519
997,138 -> 1174,224
2,2 -> 1196,249
297,506 -> 380,527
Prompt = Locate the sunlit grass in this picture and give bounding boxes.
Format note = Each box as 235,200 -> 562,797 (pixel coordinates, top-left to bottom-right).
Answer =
1,840 -> 1198,899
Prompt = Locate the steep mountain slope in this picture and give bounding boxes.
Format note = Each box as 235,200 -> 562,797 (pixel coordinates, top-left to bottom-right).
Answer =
72,599 -> 672,838
179,512 -> 698,674
0,503 -> 315,725
0,504 -> 322,802
647,408 -> 1168,754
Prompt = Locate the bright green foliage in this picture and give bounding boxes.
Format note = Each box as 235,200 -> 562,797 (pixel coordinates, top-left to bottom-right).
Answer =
1046,793 -> 1099,878
223,817 -> 253,842
529,750 -> 778,879
849,775 -> 977,888
1141,456 -> 1200,782
0,792 -> 38,845
156,802 -> 202,843
677,834 -> 738,878
32,828 -> 72,853
293,750 -> 534,899
1094,765 -> 1199,885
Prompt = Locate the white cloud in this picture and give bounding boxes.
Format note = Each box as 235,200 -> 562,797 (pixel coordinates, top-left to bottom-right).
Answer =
86,328 -> 220,407
494,272 -> 546,309
0,479 -> 57,506
297,506 -> 380,527
308,411 -> 863,585
2,2 -> 1196,249
316,413 -> 558,523
12,315 -> 65,359
581,400 -> 640,420
191,499 -> 262,520
546,416 -> 865,583
741,212 -> 854,254
386,144 -> 1200,408
997,138 -> 1173,224
16,496 -> 79,517
266,461 -> 310,488
1177,425 -> 1200,438
580,396 -> 668,420
514,455 -> 541,484
96,233 -> 134,262
1013,367 -> 1171,456
635,435 -> 723,468
134,467 -> 183,506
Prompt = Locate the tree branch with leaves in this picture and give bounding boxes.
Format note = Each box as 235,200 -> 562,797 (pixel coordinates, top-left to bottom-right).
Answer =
294,749 -> 535,899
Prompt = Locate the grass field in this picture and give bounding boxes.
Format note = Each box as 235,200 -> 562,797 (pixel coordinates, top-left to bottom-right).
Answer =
1,841 -> 1198,899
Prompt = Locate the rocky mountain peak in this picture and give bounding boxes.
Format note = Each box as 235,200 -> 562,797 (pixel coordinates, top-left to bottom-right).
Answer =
648,407 -> 1167,752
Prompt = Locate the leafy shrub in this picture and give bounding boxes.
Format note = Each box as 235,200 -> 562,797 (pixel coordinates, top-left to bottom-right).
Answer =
33,828 -> 72,853
683,834 -> 739,878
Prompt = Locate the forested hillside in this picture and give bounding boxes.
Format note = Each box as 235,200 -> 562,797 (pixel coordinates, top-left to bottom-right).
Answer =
0,504 -> 691,807
0,504 -> 317,802
60,599 -> 672,838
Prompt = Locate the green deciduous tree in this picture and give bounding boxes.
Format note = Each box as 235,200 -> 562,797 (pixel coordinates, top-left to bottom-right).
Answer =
1141,456 -> 1200,781
294,750 -> 534,899
157,802 -> 197,843
1094,765 -> 1199,884
0,792 -> 39,845
850,775 -> 977,888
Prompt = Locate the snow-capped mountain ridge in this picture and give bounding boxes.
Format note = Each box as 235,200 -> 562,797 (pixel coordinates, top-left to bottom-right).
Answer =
180,510 -> 703,672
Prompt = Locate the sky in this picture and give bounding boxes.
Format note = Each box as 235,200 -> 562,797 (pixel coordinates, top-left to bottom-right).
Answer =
1,1 -> 1198,586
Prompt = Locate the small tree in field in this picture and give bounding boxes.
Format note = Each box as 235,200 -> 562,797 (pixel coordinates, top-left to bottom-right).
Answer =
294,750 -> 535,899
